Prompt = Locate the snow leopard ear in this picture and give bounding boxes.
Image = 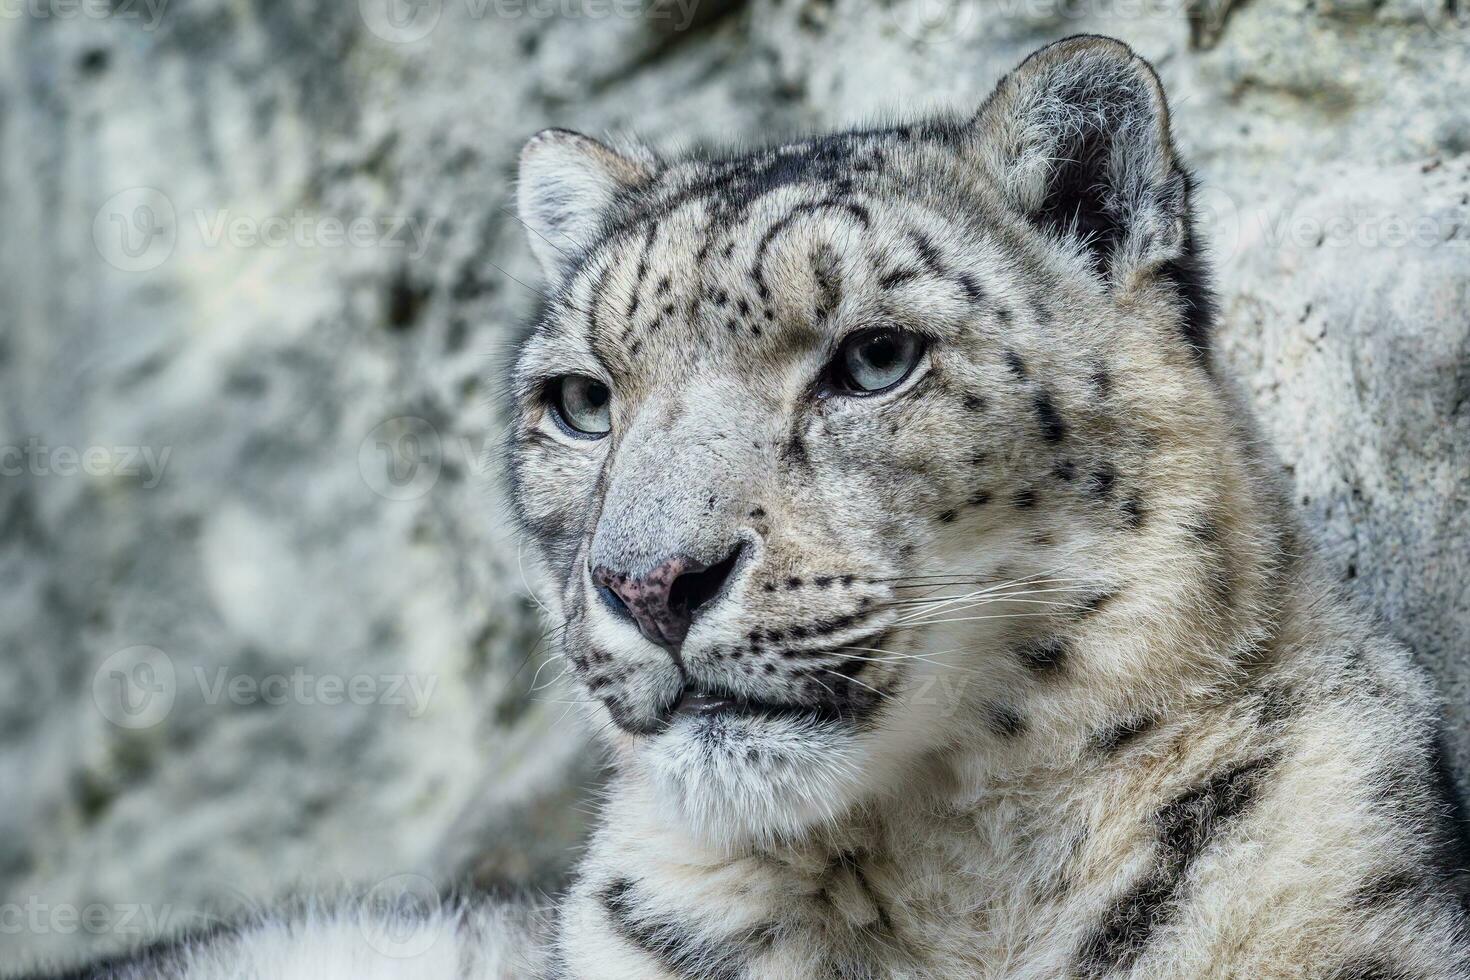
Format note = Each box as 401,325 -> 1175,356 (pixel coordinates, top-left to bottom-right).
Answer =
973,35 -> 1193,281
517,129 -> 652,284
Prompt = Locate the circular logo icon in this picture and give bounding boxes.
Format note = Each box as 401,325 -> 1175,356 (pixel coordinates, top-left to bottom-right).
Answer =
1420,0 -> 1469,41
92,645 -> 176,730
359,416 -> 443,501
1192,184 -> 1243,268
358,0 -> 443,43
888,0 -> 979,45
361,873 -> 442,958
93,188 -> 177,273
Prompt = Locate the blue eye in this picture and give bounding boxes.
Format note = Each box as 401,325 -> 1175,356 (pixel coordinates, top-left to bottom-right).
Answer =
550,375 -> 612,437
836,328 -> 924,394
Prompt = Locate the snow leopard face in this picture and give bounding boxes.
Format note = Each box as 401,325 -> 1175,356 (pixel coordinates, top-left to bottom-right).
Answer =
509,37 -> 1234,848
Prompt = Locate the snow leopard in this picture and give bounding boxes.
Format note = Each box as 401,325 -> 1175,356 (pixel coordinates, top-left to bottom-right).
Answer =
24,34 -> 1469,980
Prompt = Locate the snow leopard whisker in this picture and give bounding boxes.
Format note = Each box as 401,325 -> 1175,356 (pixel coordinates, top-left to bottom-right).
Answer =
882,589 -> 1096,614
834,651 -> 990,675
529,659 -> 572,693
884,611 -> 1066,631
815,666 -> 893,701
891,595 -> 1091,625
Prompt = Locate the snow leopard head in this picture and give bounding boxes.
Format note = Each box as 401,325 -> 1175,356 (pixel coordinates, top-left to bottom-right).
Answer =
508,36 -> 1275,848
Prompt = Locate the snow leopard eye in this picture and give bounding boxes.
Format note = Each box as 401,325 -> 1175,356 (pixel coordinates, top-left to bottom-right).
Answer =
833,328 -> 925,395
549,374 -> 612,437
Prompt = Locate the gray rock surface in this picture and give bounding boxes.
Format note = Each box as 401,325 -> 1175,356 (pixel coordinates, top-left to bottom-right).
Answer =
1,0 -> 1466,970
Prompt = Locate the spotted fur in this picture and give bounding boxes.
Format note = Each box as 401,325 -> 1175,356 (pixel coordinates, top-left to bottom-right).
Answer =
37,35 -> 1468,980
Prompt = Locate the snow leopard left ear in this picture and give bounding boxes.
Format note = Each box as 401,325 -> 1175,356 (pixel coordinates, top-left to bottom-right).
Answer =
517,129 -> 653,285
973,35 -> 1194,282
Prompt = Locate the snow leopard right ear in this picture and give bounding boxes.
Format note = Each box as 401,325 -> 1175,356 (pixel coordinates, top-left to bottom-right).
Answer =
517,129 -> 653,285
972,36 -> 1192,282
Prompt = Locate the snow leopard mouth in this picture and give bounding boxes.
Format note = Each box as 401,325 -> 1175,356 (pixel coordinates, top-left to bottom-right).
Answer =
669,688 -> 807,723
666,673 -> 867,729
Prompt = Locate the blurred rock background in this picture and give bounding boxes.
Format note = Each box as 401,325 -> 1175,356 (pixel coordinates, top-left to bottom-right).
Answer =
0,0 -> 1465,971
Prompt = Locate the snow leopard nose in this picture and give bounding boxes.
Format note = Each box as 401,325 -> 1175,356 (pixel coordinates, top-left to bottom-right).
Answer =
592,544 -> 744,649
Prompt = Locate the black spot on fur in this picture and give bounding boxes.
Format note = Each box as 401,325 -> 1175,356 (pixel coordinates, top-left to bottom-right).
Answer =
1018,638 -> 1069,674
1081,589 -> 1119,616
1184,515 -> 1221,543
1075,755 -> 1277,976
964,393 -> 987,411
988,705 -> 1027,738
879,267 -> 922,290
1053,459 -> 1077,482
1252,686 -> 1295,729
938,509 -> 959,524
1121,492 -> 1146,529
1349,868 -> 1425,911
1033,389 -> 1068,443
1323,957 -> 1420,980
812,245 -> 842,320
1093,714 -> 1155,754
1012,486 -> 1038,510
783,430 -> 811,471
968,490 -> 992,508
1004,350 -> 1028,379
601,878 -> 763,980
1088,464 -> 1117,499
954,273 -> 984,301
1091,366 -> 1112,396
907,231 -> 945,275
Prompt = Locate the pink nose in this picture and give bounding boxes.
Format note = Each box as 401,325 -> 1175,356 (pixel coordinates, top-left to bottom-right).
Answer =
592,548 -> 741,649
